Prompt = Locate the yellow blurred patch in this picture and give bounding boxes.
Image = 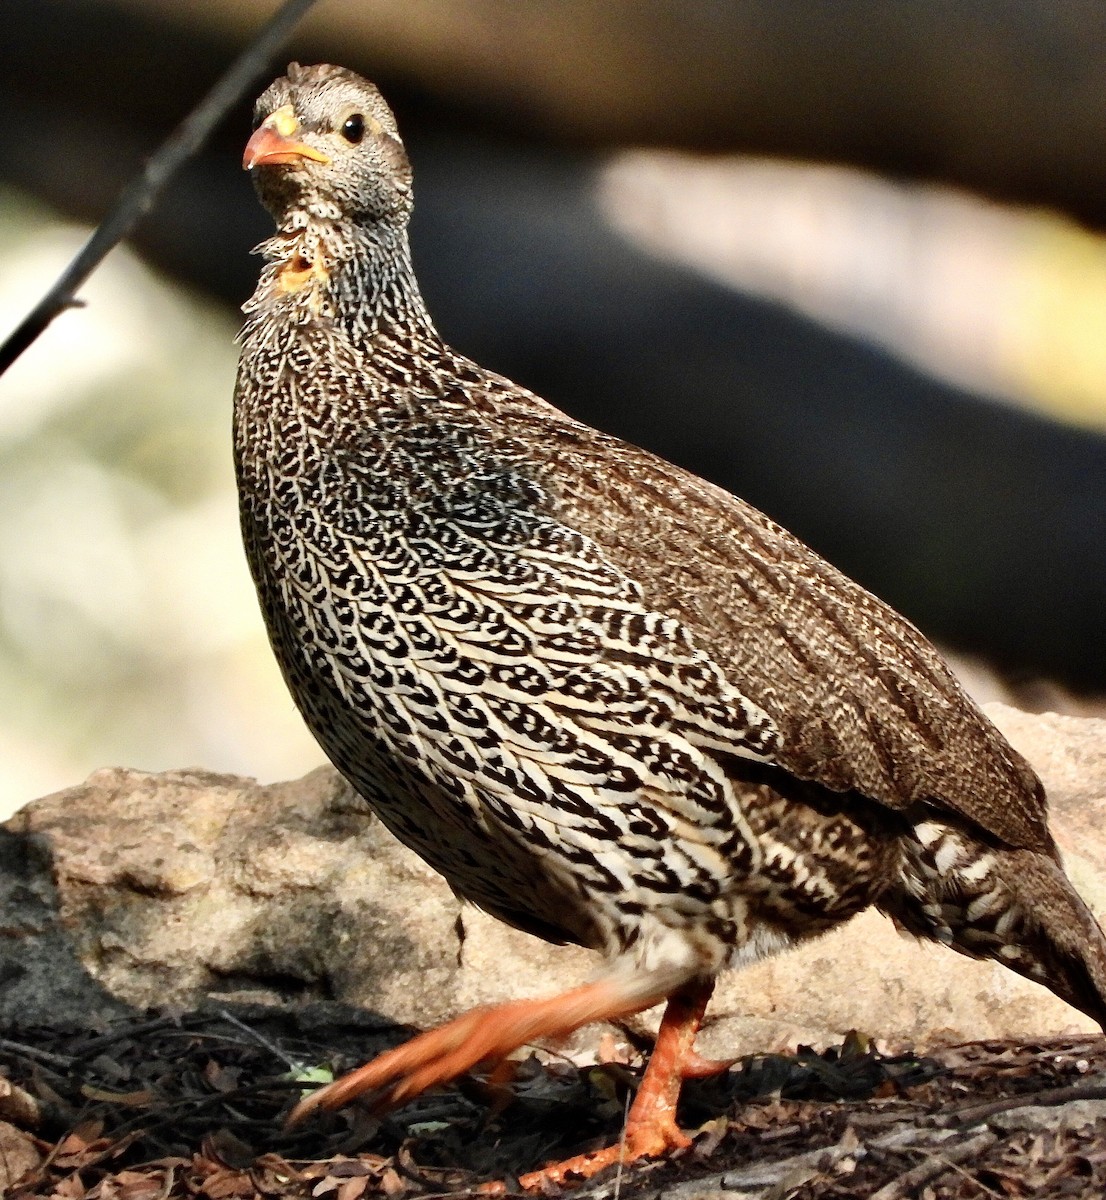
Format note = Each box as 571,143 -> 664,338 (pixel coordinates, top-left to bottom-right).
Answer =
1004,215 -> 1106,431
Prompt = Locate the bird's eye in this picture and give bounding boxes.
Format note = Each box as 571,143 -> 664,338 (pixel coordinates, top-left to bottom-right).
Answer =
341,114 -> 365,144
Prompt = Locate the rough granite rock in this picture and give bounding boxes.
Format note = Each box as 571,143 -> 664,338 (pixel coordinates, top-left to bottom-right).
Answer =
2,703 -> 1103,1057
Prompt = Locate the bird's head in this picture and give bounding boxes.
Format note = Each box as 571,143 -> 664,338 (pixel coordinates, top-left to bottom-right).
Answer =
244,63 -> 413,231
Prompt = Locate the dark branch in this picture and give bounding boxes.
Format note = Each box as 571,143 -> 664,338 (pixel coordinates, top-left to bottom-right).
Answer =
0,0 -> 318,379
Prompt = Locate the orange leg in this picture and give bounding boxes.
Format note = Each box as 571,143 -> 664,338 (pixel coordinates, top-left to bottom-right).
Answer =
517,978 -> 718,1190
285,974 -> 673,1127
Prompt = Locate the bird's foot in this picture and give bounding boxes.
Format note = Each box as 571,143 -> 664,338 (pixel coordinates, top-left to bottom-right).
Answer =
515,978 -> 720,1190
286,1001 -> 526,1124
516,1108 -> 692,1190
285,977 -> 666,1126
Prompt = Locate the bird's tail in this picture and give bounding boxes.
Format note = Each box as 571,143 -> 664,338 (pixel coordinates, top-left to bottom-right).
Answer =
881,820 -> 1106,1030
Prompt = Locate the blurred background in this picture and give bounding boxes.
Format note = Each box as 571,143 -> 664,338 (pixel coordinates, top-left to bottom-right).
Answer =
1,0 -> 1105,819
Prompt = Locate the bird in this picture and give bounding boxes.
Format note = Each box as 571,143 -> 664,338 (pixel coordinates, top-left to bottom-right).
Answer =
236,63 -> 1106,1187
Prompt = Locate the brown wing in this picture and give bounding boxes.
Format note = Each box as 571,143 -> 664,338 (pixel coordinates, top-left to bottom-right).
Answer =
487,389 -> 1053,855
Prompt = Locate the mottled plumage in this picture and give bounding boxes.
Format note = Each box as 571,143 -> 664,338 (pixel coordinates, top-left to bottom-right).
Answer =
236,63 -> 1106,1176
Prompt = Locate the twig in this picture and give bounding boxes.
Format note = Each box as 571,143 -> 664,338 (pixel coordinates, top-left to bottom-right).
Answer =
937,1153 -> 1006,1200
942,1080 -> 1106,1127
103,1074 -> 308,1142
612,1086 -> 631,1200
868,1129 -> 999,1200
645,1123 -> 991,1200
623,1079 -> 1106,1200
216,1007 -> 302,1071
71,1014 -> 190,1059
0,0 -> 319,379
0,1035 -> 77,1070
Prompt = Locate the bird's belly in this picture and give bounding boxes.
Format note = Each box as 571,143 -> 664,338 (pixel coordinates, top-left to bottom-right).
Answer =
269,585 -> 902,975
244,497 -> 900,975
257,603 -> 600,946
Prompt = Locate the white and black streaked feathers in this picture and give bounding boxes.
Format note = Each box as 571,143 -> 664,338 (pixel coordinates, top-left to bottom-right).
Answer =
236,64 -> 1106,1024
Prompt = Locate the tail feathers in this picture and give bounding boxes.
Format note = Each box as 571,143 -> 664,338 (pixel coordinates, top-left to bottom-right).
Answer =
1005,851 -> 1106,1029
882,822 -> 1106,1030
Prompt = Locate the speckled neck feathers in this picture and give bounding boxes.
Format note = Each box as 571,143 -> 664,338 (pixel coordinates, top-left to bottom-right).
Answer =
242,215 -> 437,356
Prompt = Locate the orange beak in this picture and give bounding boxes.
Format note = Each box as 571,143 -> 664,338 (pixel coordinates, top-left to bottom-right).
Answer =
243,105 -> 331,170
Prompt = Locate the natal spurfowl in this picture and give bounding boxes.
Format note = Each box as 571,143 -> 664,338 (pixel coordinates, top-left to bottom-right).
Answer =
236,64 -> 1106,1186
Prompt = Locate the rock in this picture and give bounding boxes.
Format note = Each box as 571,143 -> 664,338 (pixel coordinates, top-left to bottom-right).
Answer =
0,824 -> 130,1028
0,764 -> 594,1034
1,703 -> 1104,1057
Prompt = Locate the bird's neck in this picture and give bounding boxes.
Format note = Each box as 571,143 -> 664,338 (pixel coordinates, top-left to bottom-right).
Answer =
244,216 -> 440,352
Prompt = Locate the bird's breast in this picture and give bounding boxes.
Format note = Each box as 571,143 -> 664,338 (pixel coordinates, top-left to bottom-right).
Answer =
236,363 -> 836,969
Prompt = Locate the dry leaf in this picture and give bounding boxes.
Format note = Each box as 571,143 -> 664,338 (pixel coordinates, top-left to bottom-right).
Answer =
0,1076 -> 42,1128
199,1166 -> 254,1198
109,1168 -> 173,1200
0,1118 -> 43,1190
336,1178 -> 369,1200
201,1129 -> 255,1171
379,1166 -> 406,1197
58,1120 -> 106,1154
52,1173 -> 88,1199
324,1159 -> 376,1178
690,1116 -> 729,1159
202,1061 -> 241,1094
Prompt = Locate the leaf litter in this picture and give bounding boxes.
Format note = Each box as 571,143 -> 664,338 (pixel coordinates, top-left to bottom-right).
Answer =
1,1005 -> 1105,1198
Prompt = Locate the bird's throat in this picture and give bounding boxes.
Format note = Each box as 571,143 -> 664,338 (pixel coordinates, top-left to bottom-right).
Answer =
278,251 -> 329,295
249,220 -> 438,349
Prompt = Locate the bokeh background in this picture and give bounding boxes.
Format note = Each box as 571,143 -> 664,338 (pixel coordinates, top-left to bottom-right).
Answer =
2,0 -> 1105,819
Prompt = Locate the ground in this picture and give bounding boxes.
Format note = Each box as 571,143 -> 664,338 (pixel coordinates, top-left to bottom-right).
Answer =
2,1008 -> 1106,1198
